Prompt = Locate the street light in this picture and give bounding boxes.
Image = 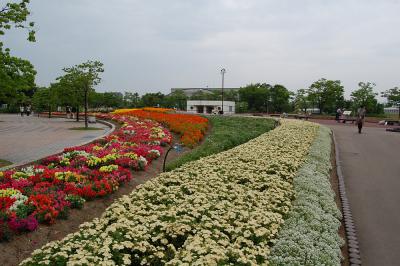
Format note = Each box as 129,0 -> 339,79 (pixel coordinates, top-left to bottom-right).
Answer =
163,143 -> 183,172
220,68 -> 226,114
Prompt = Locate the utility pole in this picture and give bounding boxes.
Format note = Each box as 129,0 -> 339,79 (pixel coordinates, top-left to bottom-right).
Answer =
220,68 -> 226,114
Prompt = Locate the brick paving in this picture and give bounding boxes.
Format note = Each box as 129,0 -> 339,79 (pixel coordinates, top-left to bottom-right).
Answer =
0,114 -> 110,168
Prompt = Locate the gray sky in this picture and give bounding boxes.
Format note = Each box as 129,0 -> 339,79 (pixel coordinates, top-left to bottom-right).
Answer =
5,0 -> 400,99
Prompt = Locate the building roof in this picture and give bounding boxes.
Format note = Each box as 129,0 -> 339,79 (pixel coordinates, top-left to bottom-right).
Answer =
171,88 -> 239,96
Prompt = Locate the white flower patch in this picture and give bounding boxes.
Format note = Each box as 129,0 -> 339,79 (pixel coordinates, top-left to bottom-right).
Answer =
268,126 -> 343,265
21,120 -> 320,266
9,192 -> 28,211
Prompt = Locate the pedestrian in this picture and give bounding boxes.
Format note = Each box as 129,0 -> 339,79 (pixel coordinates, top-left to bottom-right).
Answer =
20,105 -> 24,116
26,105 -> 31,116
66,106 -> 71,119
335,107 -> 342,122
356,105 -> 366,134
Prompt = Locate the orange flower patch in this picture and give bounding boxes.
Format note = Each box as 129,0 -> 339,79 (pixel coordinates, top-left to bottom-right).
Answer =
116,110 -> 208,147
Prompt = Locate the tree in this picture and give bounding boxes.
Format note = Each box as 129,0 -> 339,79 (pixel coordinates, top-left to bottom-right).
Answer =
164,90 -> 187,110
141,92 -> 164,107
350,82 -> 381,114
239,83 -> 270,112
0,51 -> 36,109
0,0 -> 36,110
58,61 -> 104,128
0,0 -> 35,46
293,89 -> 310,113
269,84 -> 290,113
32,85 -> 58,117
382,87 -> 400,118
123,92 -> 140,107
308,78 -> 344,114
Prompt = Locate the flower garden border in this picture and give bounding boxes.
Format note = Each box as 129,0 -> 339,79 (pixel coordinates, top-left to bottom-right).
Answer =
332,132 -> 362,265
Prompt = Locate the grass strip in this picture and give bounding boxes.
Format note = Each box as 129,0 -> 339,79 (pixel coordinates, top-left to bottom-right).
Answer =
166,116 -> 275,171
0,159 -> 12,168
269,126 -> 343,265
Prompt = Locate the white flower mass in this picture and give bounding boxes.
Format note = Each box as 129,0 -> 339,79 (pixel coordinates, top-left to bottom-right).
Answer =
21,120 -> 342,265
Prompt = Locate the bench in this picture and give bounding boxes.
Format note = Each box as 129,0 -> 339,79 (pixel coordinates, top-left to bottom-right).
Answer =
294,115 -> 310,120
385,120 -> 400,126
339,118 -> 356,124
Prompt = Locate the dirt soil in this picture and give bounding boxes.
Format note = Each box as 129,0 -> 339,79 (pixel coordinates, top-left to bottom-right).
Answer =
330,140 -> 349,266
0,134 -> 190,266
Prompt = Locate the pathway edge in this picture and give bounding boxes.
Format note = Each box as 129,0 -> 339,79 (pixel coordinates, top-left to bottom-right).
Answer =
0,119 -> 115,171
332,131 -> 362,265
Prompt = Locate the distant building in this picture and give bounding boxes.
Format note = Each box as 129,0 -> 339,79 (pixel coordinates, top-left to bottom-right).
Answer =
187,100 -> 235,115
384,106 -> 399,114
171,88 -> 239,97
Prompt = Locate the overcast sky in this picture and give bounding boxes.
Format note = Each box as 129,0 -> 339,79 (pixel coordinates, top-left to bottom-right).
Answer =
4,0 -> 400,99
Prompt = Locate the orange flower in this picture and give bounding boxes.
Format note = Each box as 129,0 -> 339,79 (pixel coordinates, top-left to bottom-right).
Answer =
115,110 -> 208,147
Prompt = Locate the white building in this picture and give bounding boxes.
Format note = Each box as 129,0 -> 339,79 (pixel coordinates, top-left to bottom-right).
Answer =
384,106 -> 400,115
187,100 -> 235,115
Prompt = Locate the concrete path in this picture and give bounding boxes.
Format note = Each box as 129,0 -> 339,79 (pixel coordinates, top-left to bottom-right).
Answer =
0,114 -> 110,168
328,123 -> 400,266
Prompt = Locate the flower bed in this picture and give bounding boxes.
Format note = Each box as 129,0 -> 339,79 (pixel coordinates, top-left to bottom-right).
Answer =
269,126 -> 343,265
111,110 -> 208,147
21,120 -> 320,265
0,115 -> 171,241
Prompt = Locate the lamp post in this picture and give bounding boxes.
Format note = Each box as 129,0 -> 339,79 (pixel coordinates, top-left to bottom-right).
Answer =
163,143 -> 182,172
220,68 -> 226,114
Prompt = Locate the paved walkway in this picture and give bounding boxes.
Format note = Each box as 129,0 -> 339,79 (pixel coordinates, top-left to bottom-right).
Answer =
327,123 -> 400,266
0,114 -> 110,168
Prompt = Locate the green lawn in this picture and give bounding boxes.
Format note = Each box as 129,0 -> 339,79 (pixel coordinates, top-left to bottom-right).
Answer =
166,116 -> 276,171
0,159 -> 12,168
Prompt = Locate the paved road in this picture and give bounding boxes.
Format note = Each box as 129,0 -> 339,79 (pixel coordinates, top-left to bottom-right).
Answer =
329,123 -> 400,266
0,114 -> 110,168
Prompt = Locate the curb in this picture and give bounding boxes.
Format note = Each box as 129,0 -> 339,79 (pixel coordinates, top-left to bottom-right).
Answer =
0,119 -> 115,171
332,131 -> 362,266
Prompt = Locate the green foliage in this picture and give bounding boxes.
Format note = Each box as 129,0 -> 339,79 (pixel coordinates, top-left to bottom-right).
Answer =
381,87 -> 400,106
307,78 -> 345,114
140,92 -> 164,107
351,82 -> 382,114
57,60 -> 104,126
163,90 -> 187,110
90,91 -> 123,108
166,116 -> 275,171
238,83 -> 291,113
0,50 -> 36,108
293,89 -> 309,113
239,83 -> 270,112
0,0 -> 36,110
123,92 -> 140,107
66,195 -> 86,209
0,0 -> 35,46
270,84 -> 291,113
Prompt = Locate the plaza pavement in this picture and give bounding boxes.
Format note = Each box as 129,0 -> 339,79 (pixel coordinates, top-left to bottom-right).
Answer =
0,114 -> 110,169
322,121 -> 400,266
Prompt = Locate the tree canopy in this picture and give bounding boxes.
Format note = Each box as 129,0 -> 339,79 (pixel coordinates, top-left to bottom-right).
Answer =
307,78 -> 344,114
0,0 -> 36,110
350,82 -> 381,113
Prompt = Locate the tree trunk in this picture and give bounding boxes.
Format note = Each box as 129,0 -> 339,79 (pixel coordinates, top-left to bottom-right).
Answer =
84,86 -> 88,129
76,106 -> 79,122
48,104 -> 51,118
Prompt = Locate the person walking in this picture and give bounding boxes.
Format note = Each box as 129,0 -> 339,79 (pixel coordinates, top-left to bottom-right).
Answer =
20,105 -> 24,116
26,105 -> 31,116
356,105 -> 366,134
336,107 -> 342,122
